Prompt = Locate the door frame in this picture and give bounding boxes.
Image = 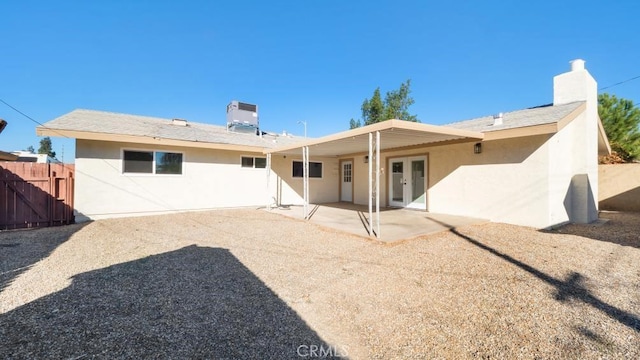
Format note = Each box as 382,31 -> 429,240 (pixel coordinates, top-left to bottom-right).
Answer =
339,158 -> 355,203
386,154 -> 429,211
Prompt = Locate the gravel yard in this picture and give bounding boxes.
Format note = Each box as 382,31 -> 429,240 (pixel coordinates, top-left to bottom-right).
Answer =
1,210 -> 639,359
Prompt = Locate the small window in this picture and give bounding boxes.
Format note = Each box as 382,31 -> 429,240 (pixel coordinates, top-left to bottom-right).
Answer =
124,151 -> 153,173
292,161 -> 322,178
156,152 -> 183,174
241,156 -> 254,168
255,157 -> 267,169
123,150 -> 183,175
241,156 -> 266,169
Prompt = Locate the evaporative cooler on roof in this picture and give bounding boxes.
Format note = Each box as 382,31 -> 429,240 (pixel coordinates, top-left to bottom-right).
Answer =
227,101 -> 259,133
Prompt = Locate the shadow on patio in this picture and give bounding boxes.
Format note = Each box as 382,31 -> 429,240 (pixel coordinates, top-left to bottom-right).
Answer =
268,202 -> 487,242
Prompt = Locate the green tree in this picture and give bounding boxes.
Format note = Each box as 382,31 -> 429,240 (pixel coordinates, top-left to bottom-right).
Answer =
350,79 -> 418,128
26,145 -> 35,153
362,88 -> 385,126
384,79 -> 417,122
598,93 -> 640,162
38,136 -> 56,158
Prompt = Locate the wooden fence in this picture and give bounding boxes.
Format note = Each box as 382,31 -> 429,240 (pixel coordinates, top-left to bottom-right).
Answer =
0,162 -> 75,230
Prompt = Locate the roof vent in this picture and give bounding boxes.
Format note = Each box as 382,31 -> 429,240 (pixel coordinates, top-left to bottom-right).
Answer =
172,118 -> 188,126
492,113 -> 503,126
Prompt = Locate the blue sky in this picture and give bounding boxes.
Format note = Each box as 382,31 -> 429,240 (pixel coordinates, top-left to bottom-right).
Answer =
1,0 -> 639,162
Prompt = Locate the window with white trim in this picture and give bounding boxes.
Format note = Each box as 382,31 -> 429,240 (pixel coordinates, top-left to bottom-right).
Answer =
292,161 -> 322,178
123,150 -> 183,174
241,156 -> 267,169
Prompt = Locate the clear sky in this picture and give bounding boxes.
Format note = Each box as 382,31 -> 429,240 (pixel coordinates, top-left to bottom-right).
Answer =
1,0 -> 639,162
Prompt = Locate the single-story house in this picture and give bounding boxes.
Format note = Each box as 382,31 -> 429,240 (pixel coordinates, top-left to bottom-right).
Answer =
0,151 -> 19,161
10,151 -> 60,163
37,59 -> 610,231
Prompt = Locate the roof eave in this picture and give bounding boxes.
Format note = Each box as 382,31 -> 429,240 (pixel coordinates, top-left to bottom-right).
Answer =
36,127 -> 267,153
0,151 -> 18,161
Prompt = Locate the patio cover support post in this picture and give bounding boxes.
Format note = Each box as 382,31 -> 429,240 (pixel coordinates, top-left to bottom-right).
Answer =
302,146 -> 309,219
368,133 -> 373,236
266,153 -> 272,210
376,130 -> 380,238
305,146 -> 310,219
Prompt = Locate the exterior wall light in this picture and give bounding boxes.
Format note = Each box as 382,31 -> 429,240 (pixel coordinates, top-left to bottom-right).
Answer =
474,143 -> 482,154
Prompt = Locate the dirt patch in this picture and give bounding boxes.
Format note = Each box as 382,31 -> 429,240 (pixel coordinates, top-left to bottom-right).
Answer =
1,210 -> 638,358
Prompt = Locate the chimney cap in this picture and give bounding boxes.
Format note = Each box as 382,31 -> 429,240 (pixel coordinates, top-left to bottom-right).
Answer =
570,59 -> 585,71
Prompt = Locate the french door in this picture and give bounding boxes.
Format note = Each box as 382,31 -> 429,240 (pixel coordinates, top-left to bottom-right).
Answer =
388,156 -> 427,210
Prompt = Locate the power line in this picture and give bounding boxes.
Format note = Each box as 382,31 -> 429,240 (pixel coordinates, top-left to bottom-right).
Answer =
0,98 -> 47,128
599,75 -> 640,91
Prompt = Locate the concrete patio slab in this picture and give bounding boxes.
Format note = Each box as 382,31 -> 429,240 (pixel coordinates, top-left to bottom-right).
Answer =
267,202 -> 488,242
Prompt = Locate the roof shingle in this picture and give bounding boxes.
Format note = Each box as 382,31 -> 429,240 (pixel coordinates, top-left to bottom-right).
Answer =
40,109 -> 303,148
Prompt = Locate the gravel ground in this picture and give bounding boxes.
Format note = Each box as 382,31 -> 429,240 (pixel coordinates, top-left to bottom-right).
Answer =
0,210 -> 638,359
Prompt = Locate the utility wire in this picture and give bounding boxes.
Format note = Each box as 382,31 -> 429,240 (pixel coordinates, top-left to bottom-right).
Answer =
0,97 -> 194,213
0,98 -> 47,128
599,75 -> 640,91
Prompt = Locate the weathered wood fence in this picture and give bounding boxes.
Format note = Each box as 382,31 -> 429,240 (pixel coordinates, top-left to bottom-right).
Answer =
0,162 -> 75,230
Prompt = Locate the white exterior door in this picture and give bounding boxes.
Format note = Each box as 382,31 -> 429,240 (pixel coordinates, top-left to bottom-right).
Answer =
388,156 -> 427,209
341,160 -> 353,202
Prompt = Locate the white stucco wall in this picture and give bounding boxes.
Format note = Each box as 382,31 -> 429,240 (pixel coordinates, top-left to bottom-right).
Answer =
550,61 -> 599,225
74,140 -> 338,220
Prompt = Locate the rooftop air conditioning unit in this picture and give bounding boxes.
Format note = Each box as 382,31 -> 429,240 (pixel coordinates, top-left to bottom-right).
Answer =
227,101 -> 258,132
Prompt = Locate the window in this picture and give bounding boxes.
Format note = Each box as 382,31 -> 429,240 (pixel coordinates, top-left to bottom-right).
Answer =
123,151 -> 153,173
241,156 -> 254,168
156,152 -> 183,174
123,150 -> 183,175
292,161 -> 322,178
343,163 -> 352,183
255,157 -> 267,169
241,156 -> 267,169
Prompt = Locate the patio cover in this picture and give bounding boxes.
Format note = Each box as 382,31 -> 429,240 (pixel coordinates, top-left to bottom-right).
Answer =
264,119 -> 484,157
263,120 -> 485,239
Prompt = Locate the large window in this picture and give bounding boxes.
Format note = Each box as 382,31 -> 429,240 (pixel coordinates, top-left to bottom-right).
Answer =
292,161 -> 322,178
123,150 -> 183,175
241,156 -> 267,169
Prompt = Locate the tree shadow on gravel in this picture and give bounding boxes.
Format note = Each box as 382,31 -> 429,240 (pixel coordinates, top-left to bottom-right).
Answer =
0,245 -> 344,359
449,228 -> 640,333
0,223 -> 87,294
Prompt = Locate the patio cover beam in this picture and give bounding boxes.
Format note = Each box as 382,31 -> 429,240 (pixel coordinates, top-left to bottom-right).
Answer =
264,119 -> 484,157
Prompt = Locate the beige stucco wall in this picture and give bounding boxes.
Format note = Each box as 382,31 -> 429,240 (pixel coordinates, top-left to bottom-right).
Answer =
347,135 -> 553,228
345,123 -> 598,229
75,140 -> 337,220
599,164 -> 640,212
269,153 -> 340,206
